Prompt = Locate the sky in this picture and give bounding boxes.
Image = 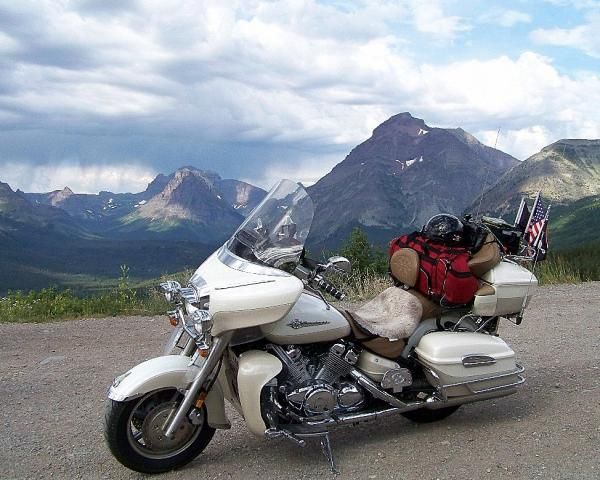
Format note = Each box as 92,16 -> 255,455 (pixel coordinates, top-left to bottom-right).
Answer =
1,0 -> 600,193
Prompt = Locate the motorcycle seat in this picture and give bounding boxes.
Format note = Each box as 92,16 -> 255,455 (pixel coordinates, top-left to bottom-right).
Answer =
349,287 -> 422,341
389,248 -> 443,320
389,248 -> 419,287
344,310 -> 406,359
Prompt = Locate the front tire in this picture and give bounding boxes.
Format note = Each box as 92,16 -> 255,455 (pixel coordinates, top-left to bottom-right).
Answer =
104,389 -> 215,474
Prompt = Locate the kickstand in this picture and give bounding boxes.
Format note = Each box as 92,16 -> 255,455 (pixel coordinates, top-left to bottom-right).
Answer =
320,433 -> 338,474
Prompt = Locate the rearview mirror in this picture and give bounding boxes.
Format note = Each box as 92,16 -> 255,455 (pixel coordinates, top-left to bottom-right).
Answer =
327,256 -> 352,273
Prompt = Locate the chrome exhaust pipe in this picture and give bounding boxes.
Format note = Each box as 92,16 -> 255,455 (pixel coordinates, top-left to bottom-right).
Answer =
425,388 -> 517,409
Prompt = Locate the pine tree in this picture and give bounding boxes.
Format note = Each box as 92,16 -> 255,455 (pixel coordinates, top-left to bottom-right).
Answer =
340,227 -> 374,272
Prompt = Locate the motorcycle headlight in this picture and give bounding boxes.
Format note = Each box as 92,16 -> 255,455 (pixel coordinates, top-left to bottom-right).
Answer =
191,309 -> 213,335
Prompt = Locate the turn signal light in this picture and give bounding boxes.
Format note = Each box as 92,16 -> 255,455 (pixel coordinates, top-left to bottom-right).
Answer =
195,391 -> 207,409
167,311 -> 179,326
198,348 -> 209,358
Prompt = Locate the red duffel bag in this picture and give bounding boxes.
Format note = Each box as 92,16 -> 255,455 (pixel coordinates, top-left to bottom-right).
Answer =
389,232 -> 479,306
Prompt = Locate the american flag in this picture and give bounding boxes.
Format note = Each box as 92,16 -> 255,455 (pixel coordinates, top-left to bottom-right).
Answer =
527,196 -> 547,246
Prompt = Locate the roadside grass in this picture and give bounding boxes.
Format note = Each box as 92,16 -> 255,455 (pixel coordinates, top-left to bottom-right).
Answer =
329,269 -> 393,301
0,265 -> 171,323
1,244 -> 597,322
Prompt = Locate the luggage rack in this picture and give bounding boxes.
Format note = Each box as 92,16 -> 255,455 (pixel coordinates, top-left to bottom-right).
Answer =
419,363 -> 525,401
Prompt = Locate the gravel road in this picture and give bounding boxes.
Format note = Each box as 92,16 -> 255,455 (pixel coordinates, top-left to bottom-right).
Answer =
1,283 -> 599,480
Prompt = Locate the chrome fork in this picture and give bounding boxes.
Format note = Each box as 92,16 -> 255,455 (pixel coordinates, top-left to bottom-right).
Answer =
163,332 -> 233,438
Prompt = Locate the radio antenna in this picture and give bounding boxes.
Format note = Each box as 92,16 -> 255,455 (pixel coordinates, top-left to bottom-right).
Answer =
475,127 -> 501,219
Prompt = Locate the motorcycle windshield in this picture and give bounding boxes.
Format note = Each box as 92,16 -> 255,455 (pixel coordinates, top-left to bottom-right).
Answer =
225,179 -> 314,268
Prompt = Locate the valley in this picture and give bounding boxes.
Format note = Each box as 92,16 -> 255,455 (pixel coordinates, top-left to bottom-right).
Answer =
1,113 -> 599,294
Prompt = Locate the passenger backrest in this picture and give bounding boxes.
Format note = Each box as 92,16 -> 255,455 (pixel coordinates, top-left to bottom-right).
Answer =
389,248 -> 419,287
468,233 -> 501,277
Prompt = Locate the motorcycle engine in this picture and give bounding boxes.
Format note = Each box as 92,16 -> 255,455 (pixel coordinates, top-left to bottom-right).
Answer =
270,343 -> 365,420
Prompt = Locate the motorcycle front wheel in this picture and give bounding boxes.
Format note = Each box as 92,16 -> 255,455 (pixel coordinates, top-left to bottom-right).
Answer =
104,388 -> 215,474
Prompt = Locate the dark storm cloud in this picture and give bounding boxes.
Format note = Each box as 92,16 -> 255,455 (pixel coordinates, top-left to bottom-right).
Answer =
0,4 -> 98,71
0,1 -> 599,194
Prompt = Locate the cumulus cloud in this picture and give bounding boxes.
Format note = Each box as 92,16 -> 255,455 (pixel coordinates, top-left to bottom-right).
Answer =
0,1 -> 599,193
410,1 -> 470,39
531,13 -> 600,58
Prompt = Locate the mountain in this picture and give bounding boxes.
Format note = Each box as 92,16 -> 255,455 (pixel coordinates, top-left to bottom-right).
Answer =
1,168 -> 267,294
118,167 -> 245,243
549,195 -> 600,248
25,187 -> 145,225
472,139 -> 600,218
217,178 -> 266,215
0,181 -> 87,238
307,112 -> 518,249
23,167 -> 267,236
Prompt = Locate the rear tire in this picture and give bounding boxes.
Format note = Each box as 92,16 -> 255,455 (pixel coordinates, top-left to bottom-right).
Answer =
104,389 -> 215,474
401,405 -> 460,423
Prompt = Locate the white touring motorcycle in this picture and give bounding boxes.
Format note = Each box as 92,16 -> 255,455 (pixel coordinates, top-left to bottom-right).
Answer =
105,180 -> 535,473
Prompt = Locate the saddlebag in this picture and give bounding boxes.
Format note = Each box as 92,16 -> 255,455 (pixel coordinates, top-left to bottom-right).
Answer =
415,332 -> 523,397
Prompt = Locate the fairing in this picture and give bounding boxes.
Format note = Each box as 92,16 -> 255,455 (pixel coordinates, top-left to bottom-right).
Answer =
187,180 -> 312,335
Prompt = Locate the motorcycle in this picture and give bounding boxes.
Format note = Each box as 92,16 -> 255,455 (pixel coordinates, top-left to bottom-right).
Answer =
105,179 -> 534,473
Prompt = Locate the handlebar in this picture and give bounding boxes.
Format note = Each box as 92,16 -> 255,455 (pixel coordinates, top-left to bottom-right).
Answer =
313,274 -> 346,301
295,258 -> 347,301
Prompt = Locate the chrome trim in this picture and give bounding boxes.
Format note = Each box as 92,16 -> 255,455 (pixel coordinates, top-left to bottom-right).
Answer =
287,319 -> 330,329
349,368 -> 410,409
425,387 -> 518,410
163,332 -> 233,438
179,286 -> 200,304
160,280 -> 182,303
181,336 -> 196,356
381,368 -> 413,392
274,371 -> 525,437
468,375 -> 525,394
419,361 -> 525,396
283,407 -> 407,435
214,280 -> 276,290
217,246 -> 290,277
462,355 -> 497,368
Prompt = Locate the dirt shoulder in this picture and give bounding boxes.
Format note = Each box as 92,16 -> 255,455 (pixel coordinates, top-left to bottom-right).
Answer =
1,282 -> 599,480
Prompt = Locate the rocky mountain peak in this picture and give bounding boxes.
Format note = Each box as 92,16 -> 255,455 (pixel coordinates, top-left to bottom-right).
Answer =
46,186 -> 74,207
127,167 -> 243,243
372,112 -> 430,138
144,173 -> 170,198
0,182 -> 24,209
175,166 -> 221,186
308,113 -> 518,248
0,182 -> 40,214
144,167 -> 222,202
158,168 -> 219,208
543,138 -> 600,151
471,138 -> 600,218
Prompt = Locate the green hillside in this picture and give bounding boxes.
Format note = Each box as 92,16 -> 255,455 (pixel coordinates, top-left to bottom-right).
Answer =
549,195 -> 600,250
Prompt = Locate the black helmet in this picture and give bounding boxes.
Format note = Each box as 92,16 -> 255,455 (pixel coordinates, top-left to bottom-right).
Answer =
423,214 -> 464,244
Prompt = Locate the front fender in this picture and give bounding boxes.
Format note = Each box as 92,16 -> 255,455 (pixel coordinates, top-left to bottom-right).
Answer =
237,350 -> 282,437
108,355 -> 230,429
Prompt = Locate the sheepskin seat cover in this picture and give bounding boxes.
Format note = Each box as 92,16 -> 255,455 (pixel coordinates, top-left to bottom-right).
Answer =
350,287 -> 422,340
